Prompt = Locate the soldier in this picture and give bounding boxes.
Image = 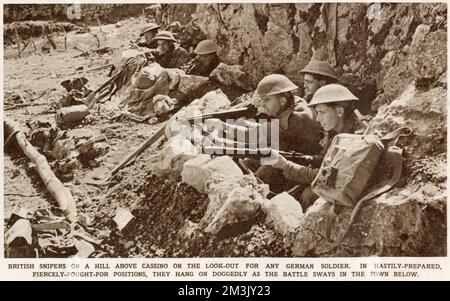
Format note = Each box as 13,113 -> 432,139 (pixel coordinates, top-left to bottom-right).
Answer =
152,31 -> 190,68
167,21 -> 182,35
182,39 -> 221,77
205,74 -> 323,193
271,84 -> 366,209
300,60 -> 339,102
136,23 -> 160,49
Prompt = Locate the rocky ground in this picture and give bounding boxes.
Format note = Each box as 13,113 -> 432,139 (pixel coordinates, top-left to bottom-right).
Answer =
3,3 -> 447,258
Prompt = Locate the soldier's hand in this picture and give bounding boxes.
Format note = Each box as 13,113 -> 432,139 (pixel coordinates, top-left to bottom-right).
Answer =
271,150 -> 290,170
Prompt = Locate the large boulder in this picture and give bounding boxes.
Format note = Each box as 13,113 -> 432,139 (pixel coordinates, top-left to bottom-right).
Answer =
165,89 -> 231,138
148,135 -> 198,181
200,175 -> 269,237
289,184 -> 446,256
209,63 -> 255,91
367,83 -> 446,164
181,155 -> 243,193
262,192 -> 304,236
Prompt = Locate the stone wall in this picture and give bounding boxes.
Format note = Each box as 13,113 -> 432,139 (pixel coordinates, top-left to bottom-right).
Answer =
193,3 -> 447,114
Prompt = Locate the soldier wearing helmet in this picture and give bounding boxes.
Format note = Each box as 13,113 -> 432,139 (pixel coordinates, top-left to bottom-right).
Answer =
300,60 -> 339,102
182,39 -> 221,76
205,74 -> 323,193
167,21 -> 182,34
271,84 -> 366,210
152,31 -> 190,68
137,23 -> 160,49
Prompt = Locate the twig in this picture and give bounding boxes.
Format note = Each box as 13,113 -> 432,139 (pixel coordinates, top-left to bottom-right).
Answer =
4,102 -> 48,110
4,193 -> 40,197
96,16 -> 103,33
21,39 -> 32,54
31,37 -> 37,51
63,27 -> 68,51
14,28 -> 22,58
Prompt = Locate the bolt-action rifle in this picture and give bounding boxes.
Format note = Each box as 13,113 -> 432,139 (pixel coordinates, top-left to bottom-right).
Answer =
202,145 -> 316,167
177,104 -> 259,124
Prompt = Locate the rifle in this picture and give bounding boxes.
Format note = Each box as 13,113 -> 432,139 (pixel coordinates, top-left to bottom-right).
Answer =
177,104 -> 259,124
202,145 -> 315,167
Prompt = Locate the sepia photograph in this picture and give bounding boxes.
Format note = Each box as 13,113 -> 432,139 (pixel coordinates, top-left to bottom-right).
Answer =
2,1 -> 447,262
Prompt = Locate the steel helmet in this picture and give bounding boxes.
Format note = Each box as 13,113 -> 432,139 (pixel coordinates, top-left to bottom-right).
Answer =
194,40 -> 219,55
140,23 -> 160,36
300,60 -> 339,81
152,31 -> 177,42
256,74 -> 298,97
308,84 -> 358,107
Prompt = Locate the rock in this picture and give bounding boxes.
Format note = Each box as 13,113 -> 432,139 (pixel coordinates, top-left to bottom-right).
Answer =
262,192 -> 304,236
209,63 -> 255,91
290,186 -> 446,256
188,89 -> 231,115
113,208 -> 134,231
149,136 -> 198,181
409,29 -> 446,81
177,73 -> 209,95
200,175 -> 269,236
165,89 -> 230,138
5,219 -> 32,245
73,238 -> 95,258
52,138 -> 75,160
79,213 -> 93,227
367,83 -> 446,164
181,155 -> 243,193
178,220 -> 199,240
67,128 -> 95,142
123,240 -> 135,250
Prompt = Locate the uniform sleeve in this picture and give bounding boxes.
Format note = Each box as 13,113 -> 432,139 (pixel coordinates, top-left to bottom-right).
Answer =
175,48 -> 191,67
288,112 -> 323,155
282,161 -> 318,185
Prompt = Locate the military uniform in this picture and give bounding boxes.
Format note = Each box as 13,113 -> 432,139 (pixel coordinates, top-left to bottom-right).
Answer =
281,116 -> 366,208
137,40 -> 158,49
240,96 -> 323,193
277,84 -> 365,209
182,40 -> 221,76
182,54 -> 220,77
155,45 -> 190,69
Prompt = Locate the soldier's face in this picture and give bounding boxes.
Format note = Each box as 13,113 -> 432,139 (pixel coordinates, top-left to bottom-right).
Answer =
260,94 -> 286,117
197,53 -> 213,65
315,104 -> 342,132
157,40 -> 171,53
303,74 -> 321,98
143,31 -> 157,43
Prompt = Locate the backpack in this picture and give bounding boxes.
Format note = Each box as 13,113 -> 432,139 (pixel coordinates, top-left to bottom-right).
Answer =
311,127 -> 412,245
